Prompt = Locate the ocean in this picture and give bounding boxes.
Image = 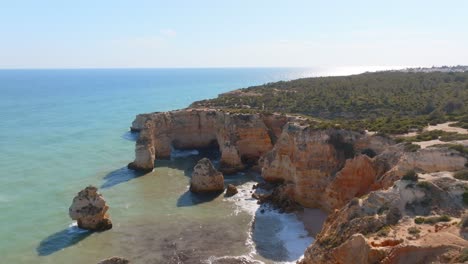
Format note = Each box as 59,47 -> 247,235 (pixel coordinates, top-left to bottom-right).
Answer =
0,67 -> 395,263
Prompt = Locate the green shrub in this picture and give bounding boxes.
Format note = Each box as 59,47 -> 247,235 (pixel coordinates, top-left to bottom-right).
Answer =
415,215 -> 451,224
416,181 -> 432,189
377,226 -> 391,237
463,191 -> 468,205
460,215 -> 468,228
402,170 -> 418,182
404,143 -> 421,152
414,217 -> 425,224
456,248 -> 468,262
454,170 -> 468,181
408,226 -> 421,235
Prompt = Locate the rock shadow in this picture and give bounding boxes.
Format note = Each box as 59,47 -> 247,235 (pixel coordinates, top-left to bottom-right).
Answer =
176,190 -> 223,207
36,226 -> 91,256
101,166 -> 146,189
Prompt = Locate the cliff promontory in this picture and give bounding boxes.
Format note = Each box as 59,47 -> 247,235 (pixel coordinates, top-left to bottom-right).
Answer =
128,107 -> 468,263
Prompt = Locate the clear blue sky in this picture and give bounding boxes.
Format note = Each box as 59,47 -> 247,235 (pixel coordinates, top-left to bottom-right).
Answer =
1,0 -> 467,68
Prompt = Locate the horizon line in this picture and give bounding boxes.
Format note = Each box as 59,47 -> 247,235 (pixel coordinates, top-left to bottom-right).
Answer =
0,65 -> 439,71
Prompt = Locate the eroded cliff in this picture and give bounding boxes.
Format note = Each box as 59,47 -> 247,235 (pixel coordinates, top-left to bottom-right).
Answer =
129,108 -> 468,263
128,109 -> 288,173
299,172 -> 468,264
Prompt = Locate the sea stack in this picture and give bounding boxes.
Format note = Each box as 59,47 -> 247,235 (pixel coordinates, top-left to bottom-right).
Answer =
69,186 -> 112,231
190,158 -> 224,193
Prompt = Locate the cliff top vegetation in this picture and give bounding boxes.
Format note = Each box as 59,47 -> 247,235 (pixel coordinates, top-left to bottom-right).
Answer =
192,71 -> 468,134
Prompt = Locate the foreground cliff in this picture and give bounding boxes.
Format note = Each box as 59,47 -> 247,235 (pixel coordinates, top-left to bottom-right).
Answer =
299,172 -> 468,264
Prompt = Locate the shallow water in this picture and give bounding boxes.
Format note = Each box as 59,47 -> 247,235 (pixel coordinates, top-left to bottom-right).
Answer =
0,67 -> 387,263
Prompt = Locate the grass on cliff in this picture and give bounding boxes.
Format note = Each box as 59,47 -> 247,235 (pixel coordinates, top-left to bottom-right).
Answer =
396,130 -> 468,143
192,71 -> 468,134
454,170 -> 468,181
414,215 -> 452,225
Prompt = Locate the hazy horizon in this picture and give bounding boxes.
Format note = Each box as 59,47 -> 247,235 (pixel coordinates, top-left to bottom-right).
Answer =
1,0 -> 467,69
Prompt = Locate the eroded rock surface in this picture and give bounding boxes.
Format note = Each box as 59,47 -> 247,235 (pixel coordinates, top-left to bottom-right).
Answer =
128,109 -> 289,173
190,158 -> 224,193
69,186 -> 112,231
260,122 -> 467,212
299,172 -> 468,264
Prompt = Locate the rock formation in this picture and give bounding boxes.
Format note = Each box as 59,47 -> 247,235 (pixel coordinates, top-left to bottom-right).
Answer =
299,172 -> 468,264
129,109 -> 467,212
128,108 -> 468,262
225,184 -> 238,196
69,186 -> 112,231
128,109 -> 289,173
190,158 -> 224,193
260,121 -> 467,212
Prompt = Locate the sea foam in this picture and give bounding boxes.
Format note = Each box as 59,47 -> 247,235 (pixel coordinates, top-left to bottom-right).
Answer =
225,181 -> 313,263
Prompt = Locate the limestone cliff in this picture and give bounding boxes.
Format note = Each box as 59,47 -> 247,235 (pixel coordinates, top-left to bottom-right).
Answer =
299,172 -> 468,264
129,109 -> 467,213
128,109 -> 288,173
128,108 -> 468,263
260,122 -> 395,212
259,121 -> 467,212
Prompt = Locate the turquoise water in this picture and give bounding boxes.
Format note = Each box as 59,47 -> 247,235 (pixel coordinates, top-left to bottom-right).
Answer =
0,68 -> 330,263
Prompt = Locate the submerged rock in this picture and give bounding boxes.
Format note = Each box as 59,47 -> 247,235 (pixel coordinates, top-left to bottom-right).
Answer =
190,158 -> 224,193
225,184 -> 238,196
69,186 -> 112,231
97,257 -> 130,264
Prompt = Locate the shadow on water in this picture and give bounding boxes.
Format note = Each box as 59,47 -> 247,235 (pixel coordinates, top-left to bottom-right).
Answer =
176,190 -> 223,207
101,166 -> 146,189
37,226 -> 91,256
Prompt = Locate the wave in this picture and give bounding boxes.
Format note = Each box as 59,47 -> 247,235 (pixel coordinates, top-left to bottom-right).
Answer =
225,181 -> 313,263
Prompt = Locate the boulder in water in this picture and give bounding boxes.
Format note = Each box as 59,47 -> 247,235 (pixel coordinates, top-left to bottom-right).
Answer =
225,184 -> 238,196
69,186 -> 112,231
190,158 -> 224,193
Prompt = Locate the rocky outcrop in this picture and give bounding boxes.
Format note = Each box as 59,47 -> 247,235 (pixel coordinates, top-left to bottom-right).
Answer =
260,122 -> 467,212
190,158 -> 224,193
69,186 -> 112,231
260,123 -> 393,212
129,109 -> 467,212
128,108 -> 468,263
128,109 -> 289,173
225,184 -> 238,196
98,257 -> 130,264
299,173 -> 468,264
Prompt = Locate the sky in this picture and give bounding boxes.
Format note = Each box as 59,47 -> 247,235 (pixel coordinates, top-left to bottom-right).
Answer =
1,0 -> 467,69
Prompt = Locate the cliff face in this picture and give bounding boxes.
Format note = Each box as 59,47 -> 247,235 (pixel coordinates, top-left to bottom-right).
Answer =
299,173 -> 468,264
130,109 -> 467,213
128,109 -> 288,173
129,108 -> 468,263
260,123 -> 394,212
259,120 -> 468,212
